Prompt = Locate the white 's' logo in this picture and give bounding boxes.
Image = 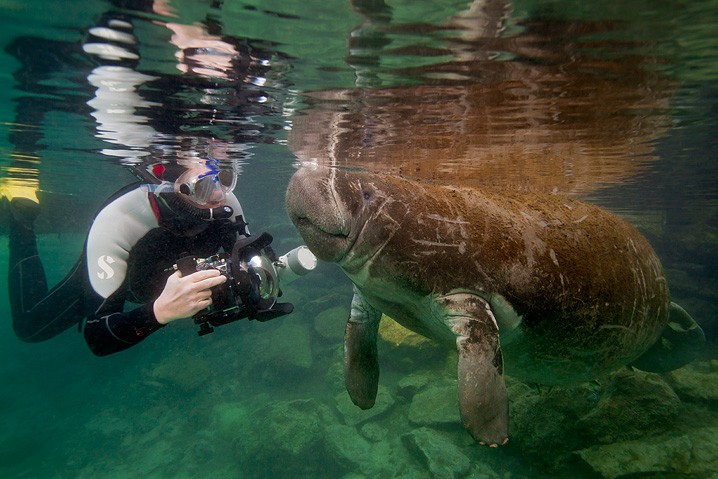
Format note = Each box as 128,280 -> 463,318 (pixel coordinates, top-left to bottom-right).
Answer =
97,255 -> 116,280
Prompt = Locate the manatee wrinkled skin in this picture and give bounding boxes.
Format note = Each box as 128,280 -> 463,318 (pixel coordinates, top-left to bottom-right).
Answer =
285,166 -> 700,446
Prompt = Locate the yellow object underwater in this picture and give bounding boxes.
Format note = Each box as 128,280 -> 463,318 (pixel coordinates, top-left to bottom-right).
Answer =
0,178 -> 39,203
378,314 -> 431,347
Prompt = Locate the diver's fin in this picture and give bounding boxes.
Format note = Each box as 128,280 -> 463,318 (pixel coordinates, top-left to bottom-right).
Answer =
631,302 -> 706,373
0,182 -> 39,204
1,179 -> 40,231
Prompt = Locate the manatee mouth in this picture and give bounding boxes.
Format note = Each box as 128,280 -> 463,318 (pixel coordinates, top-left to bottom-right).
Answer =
293,216 -> 343,239
291,214 -> 353,263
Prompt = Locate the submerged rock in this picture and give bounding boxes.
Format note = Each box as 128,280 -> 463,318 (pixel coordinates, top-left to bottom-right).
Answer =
147,354 -> 212,390
402,427 -> 471,479
360,422 -> 388,442
213,401 -> 252,436
509,368 -> 683,471
508,382 -> 593,469
324,424 -> 373,471
327,423 -> 405,477
335,385 -> 396,426
665,361 -> 718,405
313,305 -> 347,341
408,383 -> 461,428
244,320 -> 313,377
576,427 -> 718,478
396,374 -> 431,400
576,369 -> 681,444
230,398 -> 330,476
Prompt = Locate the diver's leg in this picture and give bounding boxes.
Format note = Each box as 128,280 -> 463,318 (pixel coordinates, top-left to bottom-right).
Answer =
8,198 -> 47,332
8,199 -> 85,342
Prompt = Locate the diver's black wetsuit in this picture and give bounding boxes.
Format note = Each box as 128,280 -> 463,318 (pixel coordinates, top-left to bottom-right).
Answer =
8,183 -> 246,356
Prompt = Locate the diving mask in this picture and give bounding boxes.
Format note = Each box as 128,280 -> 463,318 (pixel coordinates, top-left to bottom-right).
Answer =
174,166 -> 237,207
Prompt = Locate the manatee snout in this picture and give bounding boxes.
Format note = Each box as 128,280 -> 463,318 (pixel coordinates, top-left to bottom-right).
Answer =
286,167 -> 354,262
286,169 -> 313,221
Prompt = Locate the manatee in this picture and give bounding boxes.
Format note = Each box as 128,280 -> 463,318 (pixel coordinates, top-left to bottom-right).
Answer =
285,166 -> 704,446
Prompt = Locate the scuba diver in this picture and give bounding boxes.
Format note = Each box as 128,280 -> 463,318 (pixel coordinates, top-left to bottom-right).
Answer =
7,161 -> 310,356
7,162 -> 224,354
4,5 -> 315,356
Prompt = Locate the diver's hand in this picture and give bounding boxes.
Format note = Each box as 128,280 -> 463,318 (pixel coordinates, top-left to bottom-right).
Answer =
153,269 -> 227,325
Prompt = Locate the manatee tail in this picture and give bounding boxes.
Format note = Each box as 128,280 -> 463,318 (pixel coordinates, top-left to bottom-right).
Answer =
631,302 -> 706,373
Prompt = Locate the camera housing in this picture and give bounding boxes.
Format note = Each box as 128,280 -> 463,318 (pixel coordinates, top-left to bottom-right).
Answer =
176,232 -> 296,336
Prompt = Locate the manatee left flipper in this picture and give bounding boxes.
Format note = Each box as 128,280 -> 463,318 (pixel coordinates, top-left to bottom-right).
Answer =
440,293 -> 509,446
344,285 -> 382,409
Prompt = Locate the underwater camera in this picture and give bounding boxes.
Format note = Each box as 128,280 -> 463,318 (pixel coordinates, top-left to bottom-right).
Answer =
175,232 -> 316,336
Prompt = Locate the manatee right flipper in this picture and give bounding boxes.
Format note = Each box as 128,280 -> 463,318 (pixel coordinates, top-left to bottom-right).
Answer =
344,285 -> 382,409
632,302 -> 706,373
440,293 -> 509,446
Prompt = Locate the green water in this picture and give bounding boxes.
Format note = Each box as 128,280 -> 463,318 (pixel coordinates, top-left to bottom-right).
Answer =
1,0 -> 717,477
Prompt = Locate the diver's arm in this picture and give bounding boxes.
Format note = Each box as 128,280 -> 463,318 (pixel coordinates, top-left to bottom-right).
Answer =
83,268 -> 227,356
84,300 -> 164,356
153,269 -> 227,324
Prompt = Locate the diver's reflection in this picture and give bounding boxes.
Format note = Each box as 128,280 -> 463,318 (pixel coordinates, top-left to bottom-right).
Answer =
1,0 -> 284,227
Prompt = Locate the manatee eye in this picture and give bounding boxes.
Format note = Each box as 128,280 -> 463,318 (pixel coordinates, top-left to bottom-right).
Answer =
358,180 -> 375,204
